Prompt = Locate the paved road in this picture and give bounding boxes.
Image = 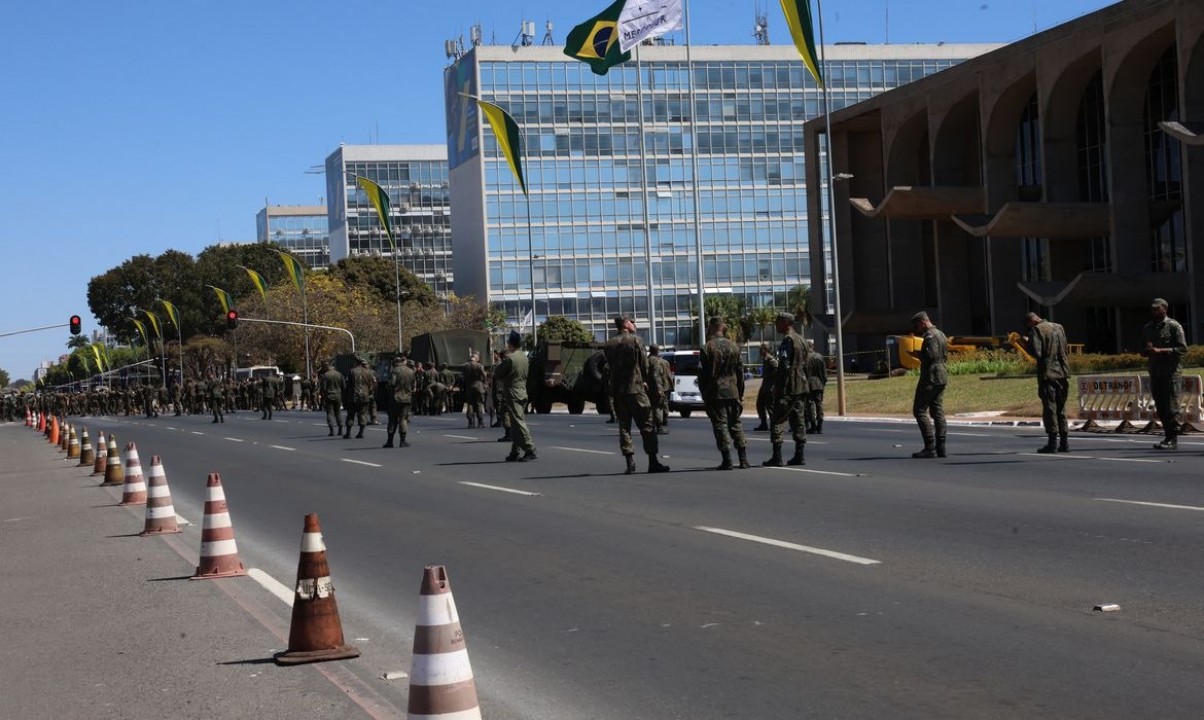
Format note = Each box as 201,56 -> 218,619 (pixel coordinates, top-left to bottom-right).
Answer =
13,409 -> 1204,719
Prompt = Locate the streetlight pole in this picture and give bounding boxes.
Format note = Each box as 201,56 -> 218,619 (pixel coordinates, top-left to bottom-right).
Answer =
817,0 -> 848,416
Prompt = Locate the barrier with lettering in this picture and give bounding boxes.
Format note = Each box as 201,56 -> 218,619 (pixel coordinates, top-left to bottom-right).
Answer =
1136,374 -> 1203,424
1076,373 -> 1203,431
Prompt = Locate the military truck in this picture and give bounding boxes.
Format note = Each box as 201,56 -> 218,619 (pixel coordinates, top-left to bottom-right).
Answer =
526,340 -> 611,415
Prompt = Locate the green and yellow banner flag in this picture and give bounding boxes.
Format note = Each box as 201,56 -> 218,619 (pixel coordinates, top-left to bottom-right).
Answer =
90,344 -> 106,372
142,309 -> 162,339
477,100 -> 528,195
131,318 -> 148,347
243,266 -> 270,302
355,176 -> 395,250
207,285 -> 233,314
275,250 -> 306,293
564,0 -> 631,76
160,299 -> 181,330
80,355 -> 92,374
780,0 -> 824,88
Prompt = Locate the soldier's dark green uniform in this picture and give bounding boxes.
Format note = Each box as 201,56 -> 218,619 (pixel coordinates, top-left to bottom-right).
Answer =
1143,298 -> 1188,450
754,343 -> 777,432
462,356 -> 487,428
384,357 -> 415,448
208,379 -> 225,423
1026,312 -> 1070,453
320,364 -> 345,436
347,358 -> 376,439
260,375 -> 280,420
699,318 -> 749,470
764,313 -> 809,467
604,316 -> 668,474
805,342 -> 827,434
495,332 -> 536,461
910,311 -> 949,458
648,346 -> 672,435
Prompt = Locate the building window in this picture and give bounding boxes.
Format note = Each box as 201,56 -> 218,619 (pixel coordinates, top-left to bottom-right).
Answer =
1144,47 -> 1185,273
1015,92 -> 1048,283
1076,70 -> 1111,273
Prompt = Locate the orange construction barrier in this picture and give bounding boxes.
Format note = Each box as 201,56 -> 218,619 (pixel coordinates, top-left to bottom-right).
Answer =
191,473 -> 246,579
118,443 -> 147,506
139,457 -> 181,536
275,513 -> 360,665
407,565 -> 481,720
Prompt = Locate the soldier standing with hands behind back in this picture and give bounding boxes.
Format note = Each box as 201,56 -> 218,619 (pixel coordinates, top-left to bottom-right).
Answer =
1025,311 -> 1070,453
605,316 -> 669,475
495,331 -> 537,462
700,317 -> 750,470
1143,298 -> 1187,450
763,313 -> 810,467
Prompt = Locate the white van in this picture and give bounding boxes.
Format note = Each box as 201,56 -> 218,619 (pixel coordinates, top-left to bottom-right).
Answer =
660,350 -> 705,418
234,365 -> 283,382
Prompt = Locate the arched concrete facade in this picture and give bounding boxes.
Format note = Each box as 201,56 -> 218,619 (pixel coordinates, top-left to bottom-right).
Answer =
930,92 -> 985,332
882,109 -> 933,311
1182,18 -> 1204,344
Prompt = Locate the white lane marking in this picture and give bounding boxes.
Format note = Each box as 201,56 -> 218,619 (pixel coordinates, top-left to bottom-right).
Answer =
746,436 -> 828,445
694,526 -> 881,565
165,426 -> 177,431
444,434 -> 479,440
1070,435 -> 1204,448
342,459 -> 382,468
870,428 -> 906,433
270,445 -> 296,452
1019,452 -> 1163,464
247,568 -> 294,607
947,432 -> 991,437
1096,498 -> 1204,513
191,431 -> 205,435
764,466 -> 862,478
551,446 -> 615,455
311,423 -> 327,427
224,437 -> 244,442
459,481 -> 542,497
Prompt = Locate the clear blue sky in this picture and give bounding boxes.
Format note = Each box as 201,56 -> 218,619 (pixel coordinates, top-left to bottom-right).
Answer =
0,0 -> 1113,383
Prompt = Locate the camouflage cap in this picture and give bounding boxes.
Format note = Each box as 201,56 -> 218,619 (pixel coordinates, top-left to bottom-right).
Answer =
613,315 -> 631,328
775,312 -> 795,324
910,311 -> 930,324
1151,298 -> 1168,308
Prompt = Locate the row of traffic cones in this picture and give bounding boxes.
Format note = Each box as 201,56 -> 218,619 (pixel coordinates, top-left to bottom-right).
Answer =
29,417 -> 481,718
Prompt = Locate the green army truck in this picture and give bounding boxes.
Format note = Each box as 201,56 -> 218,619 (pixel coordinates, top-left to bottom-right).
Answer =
526,340 -> 611,415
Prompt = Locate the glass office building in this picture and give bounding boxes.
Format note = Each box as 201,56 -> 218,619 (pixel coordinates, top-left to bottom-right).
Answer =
445,43 -> 996,347
256,205 -> 330,269
326,144 -> 454,298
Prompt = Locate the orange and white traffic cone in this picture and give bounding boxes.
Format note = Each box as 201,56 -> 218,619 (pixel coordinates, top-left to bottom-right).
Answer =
102,436 -> 124,487
66,427 -> 80,460
24,409 -> 31,427
275,513 -> 360,665
78,428 -> 94,467
119,443 -> 147,506
191,473 -> 246,579
48,417 -> 58,445
92,432 -> 108,476
139,457 -> 181,536
407,565 -> 481,720
59,422 -> 70,452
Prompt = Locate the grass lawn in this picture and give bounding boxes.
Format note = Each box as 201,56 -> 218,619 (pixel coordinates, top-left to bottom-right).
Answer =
743,374 -> 1044,417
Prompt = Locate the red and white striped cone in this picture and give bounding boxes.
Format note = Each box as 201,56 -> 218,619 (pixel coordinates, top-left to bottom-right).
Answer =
191,473 -> 246,579
78,428 -> 94,467
60,422 -> 71,452
139,457 -> 181,536
101,436 -> 124,487
92,432 -> 108,476
407,565 -> 481,720
66,426 -> 80,460
274,513 -> 360,665
25,409 -> 31,427
118,443 -> 147,506
37,412 -> 45,433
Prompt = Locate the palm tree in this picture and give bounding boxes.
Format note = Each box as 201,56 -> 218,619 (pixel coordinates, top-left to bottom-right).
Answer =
785,285 -> 811,327
66,335 -> 90,349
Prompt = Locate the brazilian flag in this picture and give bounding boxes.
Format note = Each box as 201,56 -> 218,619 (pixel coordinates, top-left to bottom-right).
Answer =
780,0 -> 824,88
477,100 -> 527,195
564,0 -> 631,76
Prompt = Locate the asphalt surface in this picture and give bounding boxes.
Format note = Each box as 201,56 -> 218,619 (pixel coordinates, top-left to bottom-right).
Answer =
6,408 -> 1204,719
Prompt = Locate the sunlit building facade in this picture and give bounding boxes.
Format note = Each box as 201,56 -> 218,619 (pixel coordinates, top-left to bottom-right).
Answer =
326,144 -> 454,298
445,43 -> 995,346
256,205 -> 330,269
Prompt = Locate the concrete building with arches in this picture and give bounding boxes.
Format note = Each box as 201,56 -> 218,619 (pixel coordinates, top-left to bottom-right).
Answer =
805,0 -> 1204,357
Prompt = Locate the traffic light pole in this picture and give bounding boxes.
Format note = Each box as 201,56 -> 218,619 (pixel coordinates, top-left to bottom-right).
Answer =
0,322 -> 70,338
235,317 -> 356,354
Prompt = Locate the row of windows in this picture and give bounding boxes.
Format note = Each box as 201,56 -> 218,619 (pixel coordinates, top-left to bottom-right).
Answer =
344,161 -> 447,186
488,220 -> 809,254
488,255 -> 808,293
485,188 -> 807,223
478,59 -> 957,94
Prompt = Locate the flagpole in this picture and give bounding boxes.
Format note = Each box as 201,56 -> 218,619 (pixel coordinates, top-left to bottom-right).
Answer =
526,186 -> 538,348
302,281 -> 312,379
683,0 -> 706,347
815,0 -> 847,416
635,44 -> 657,346
394,249 -> 404,353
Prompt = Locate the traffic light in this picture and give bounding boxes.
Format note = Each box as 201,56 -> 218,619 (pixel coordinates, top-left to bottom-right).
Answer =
69,315 -> 82,335
226,309 -> 239,329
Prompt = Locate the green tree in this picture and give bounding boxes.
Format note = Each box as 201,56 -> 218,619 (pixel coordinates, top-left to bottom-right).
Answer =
86,250 -> 204,344
785,284 -> 811,326
194,241 -> 295,335
537,315 -> 594,344
695,294 -> 747,343
66,335 -> 90,349
0,367 -> 10,388
743,305 -> 778,345
327,255 -> 437,307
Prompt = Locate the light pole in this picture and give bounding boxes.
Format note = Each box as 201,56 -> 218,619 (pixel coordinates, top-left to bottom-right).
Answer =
830,171 -> 853,416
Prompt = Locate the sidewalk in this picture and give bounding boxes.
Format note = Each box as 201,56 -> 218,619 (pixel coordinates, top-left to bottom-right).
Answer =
0,423 -> 398,720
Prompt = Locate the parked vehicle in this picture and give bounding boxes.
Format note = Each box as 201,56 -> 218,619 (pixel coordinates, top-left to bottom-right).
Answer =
661,350 -> 704,418
527,340 -> 610,415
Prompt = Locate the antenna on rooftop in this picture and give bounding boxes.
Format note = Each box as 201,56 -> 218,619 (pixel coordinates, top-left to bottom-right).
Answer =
542,19 -> 554,46
470,24 -> 483,47
753,6 -> 769,45
513,19 -> 535,49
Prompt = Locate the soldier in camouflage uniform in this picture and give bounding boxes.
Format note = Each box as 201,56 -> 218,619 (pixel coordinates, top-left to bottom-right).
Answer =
700,317 -> 750,470
347,355 -> 376,439
461,353 -> 487,429
648,345 -> 672,435
319,362 -> 345,437
495,332 -> 537,461
604,316 -> 669,475
1143,298 -> 1188,451
384,355 -> 416,448
259,374 -> 280,420
753,343 -> 777,432
763,313 -> 810,467
1025,311 -> 1071,453
909,311 -> 949,459
208,376 -> 225,423
804,340 -> 827,434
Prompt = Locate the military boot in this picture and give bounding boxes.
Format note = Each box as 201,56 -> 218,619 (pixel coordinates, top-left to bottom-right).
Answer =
1057,434 -> 1069,453
912,438 -> 936,458
935,436 -> 947,458
715,451 -> 733,471
814,420 -> 822,434
624,455 -> 637,475
762,444 -> 784,467
787,443 -> 805,466
1154,435 -> 1178,450
737,447 -> 751,469
382,436 -> 394,448
1037,435 -> 1058,454
520,449 -> 538,462
399,434 -> 410,448
648,454 -> 671,473
328,427 -> 335,437
355,427 -> 364,439
342,428 -> 351,439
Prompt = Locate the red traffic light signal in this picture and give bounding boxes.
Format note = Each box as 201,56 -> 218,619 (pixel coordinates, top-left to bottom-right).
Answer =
226,310 -> 239,329
69,315 -> 82,335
